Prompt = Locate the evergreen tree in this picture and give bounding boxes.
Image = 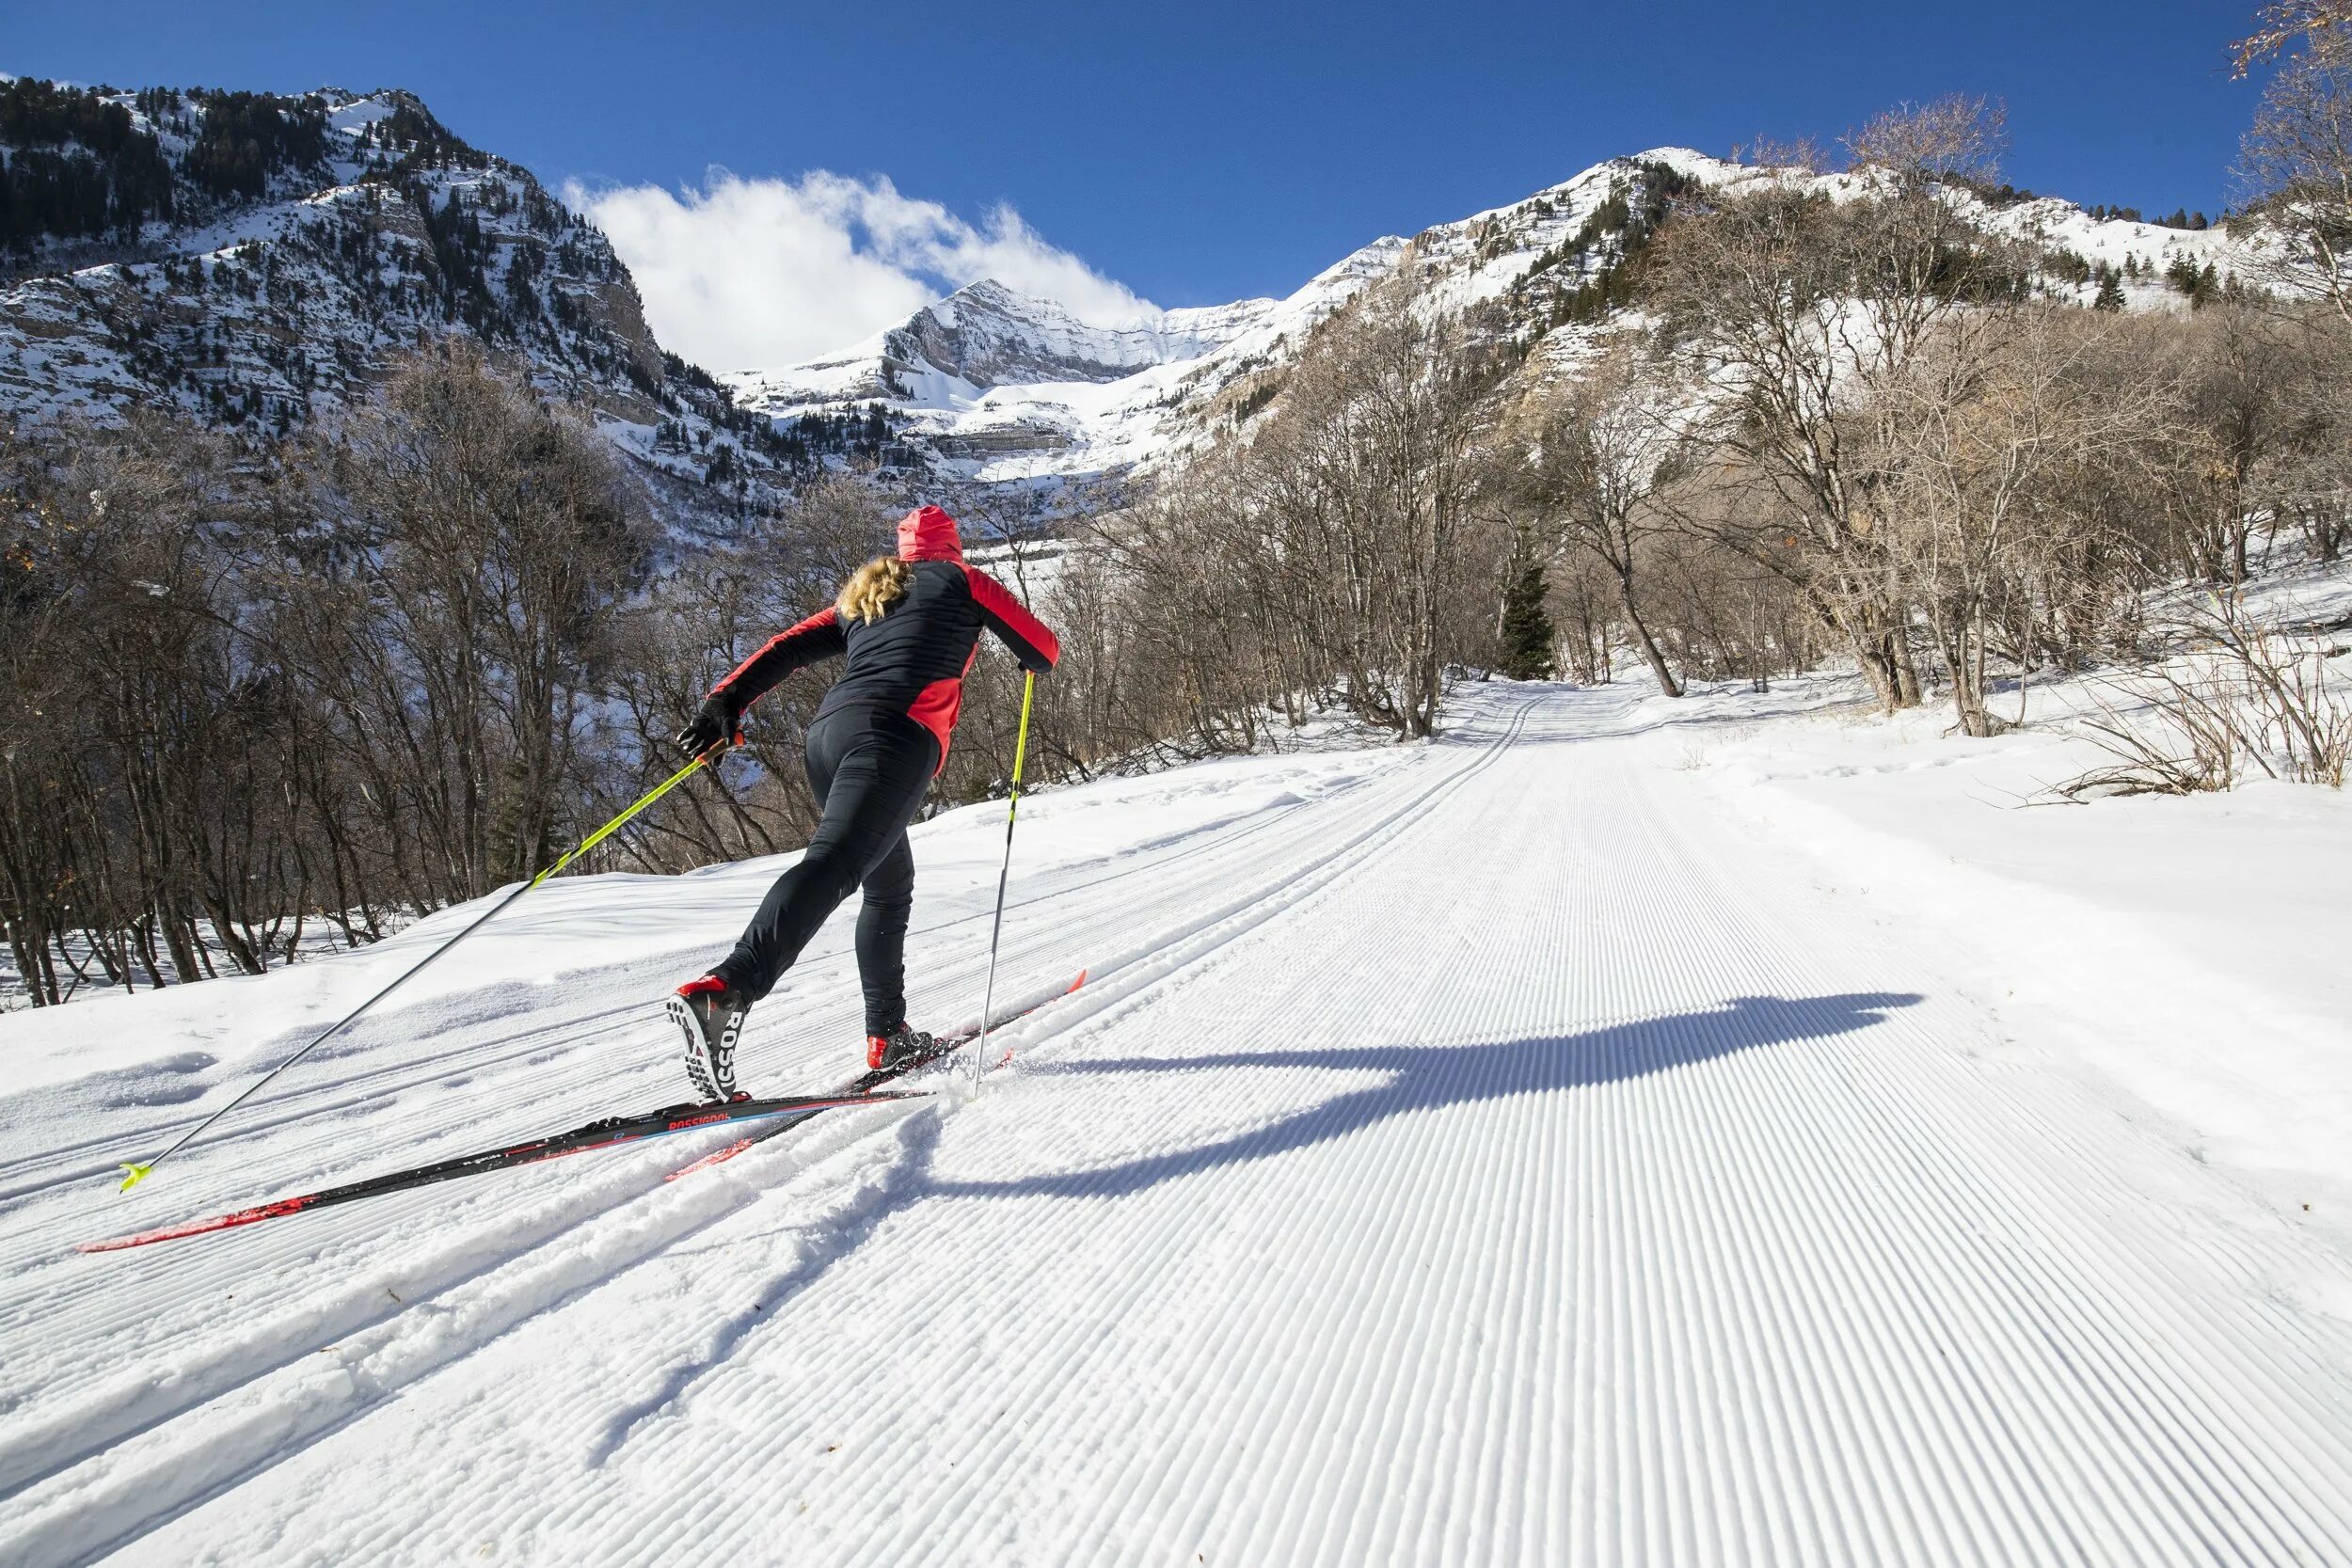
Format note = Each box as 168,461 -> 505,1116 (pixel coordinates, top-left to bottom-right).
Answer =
2094,268 -> 2127,311
1498,548 -> 1556,681
2155,253 -> 2224,308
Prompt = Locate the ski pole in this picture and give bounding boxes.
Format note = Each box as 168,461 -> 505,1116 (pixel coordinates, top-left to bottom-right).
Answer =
116,744 -> 728,1195
971,672 -> 1038,1094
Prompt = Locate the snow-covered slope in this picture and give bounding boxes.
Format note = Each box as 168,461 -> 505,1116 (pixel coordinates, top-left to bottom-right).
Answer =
1638,145 -> 2270,310
0,82 -> 793,515
725,240 -> 1407,481
5,683 -> 2351,1563
731,147 -> 2280,486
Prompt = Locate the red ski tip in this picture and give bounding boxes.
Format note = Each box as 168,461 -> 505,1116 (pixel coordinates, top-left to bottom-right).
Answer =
666,1137 -> 756,1181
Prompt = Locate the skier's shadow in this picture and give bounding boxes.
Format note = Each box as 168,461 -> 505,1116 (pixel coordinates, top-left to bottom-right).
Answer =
938,992 -> 1923,1204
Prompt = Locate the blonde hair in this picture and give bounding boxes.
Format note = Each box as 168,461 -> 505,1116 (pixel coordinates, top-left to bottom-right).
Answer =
836,555 -> 914,624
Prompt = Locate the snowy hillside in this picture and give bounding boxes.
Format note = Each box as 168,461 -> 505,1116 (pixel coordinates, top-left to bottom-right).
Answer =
3,83 -> 2280,499
723,243 -> 1406,482
0,80 -> 792,514
728,147 -> 2280,485
5,681 -> 2351,1563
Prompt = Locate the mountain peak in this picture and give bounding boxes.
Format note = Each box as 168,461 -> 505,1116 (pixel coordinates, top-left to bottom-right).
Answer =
726,146 -> 2277,489
0,74 -> 816,522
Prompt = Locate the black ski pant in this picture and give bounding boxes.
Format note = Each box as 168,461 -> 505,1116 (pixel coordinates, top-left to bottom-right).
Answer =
713,705 -> 937,1036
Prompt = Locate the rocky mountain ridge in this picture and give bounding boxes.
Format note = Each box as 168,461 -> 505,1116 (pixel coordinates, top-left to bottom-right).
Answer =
0,77 -> 827,527
725,146 -> 2273,487
2,75 -> 2276,503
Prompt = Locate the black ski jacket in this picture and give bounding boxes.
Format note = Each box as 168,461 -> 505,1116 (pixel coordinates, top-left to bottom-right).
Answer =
709,510 -> 1057,770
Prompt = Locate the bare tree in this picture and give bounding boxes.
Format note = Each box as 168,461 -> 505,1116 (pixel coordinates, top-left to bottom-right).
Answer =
1516,344 -> 1690,695
1649,95 -> 2031,713
1266,274 -> 1504,734
1880,309 -> 2161,735
0,416 -> 303,996
2233,2 -> 2352,75
1845,95 -> 2010,188
2262,324 -> 2352,560
2183,305 -> 2307,583
294,344 -> 651,904
2240,22 -> 2352,329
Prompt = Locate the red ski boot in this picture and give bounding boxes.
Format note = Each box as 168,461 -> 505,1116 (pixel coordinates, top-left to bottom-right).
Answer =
866,1022 -> 944,1074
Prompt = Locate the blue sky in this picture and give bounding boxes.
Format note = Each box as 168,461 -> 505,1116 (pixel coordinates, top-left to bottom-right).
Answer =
7,2 -> 2276,361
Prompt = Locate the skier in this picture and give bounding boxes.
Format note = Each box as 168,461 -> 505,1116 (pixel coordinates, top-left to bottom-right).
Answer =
666,504 -> 1059,1101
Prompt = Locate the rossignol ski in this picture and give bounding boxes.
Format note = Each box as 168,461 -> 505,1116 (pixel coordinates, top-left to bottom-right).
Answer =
77,1088 -> 915,1254
80,969 -> 1089,1253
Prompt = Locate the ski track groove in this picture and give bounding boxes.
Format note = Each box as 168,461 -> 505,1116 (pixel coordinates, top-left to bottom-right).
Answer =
1631,749 -> 2352,1563
0,706 -> 1521,1560
0,743 -> 1401,1203
1656,879 -> 2164,1560
0,736 -> 1456,1506
5,689 -> 2352,1564
1675,832 -> 2117,1568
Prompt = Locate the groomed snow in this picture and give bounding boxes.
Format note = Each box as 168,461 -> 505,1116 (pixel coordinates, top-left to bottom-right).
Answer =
4,683 -> 2350,1564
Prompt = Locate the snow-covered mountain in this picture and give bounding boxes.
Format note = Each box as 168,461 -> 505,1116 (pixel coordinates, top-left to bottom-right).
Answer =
723,240 -> 1409,483
722,275 -> 1283,472
2,79 -> 2276,502
727,146 -> 2272,486
0,79 -> 803,521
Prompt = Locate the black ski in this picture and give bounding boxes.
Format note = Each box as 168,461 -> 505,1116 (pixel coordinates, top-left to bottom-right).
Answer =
78,1087 -> 917,1254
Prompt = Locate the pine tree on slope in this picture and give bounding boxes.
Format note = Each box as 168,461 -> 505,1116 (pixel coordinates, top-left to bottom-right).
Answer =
1499,553 -> 1558,680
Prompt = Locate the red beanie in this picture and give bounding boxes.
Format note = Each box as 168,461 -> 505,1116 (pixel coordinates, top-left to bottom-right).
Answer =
897,505 -> 964,562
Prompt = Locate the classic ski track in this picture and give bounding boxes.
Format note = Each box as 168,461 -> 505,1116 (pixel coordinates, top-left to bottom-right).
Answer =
0,735 -> 1425,1276
0,748 -> 1387,1199
13,688 -> 2352,1566
0,708 -> 1529,1554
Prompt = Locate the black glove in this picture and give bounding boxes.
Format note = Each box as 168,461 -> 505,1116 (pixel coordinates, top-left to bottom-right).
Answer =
675,699 -> 739,760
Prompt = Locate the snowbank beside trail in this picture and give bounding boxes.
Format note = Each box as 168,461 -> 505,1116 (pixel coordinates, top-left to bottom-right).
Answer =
1650,670 -> 2352,1259
0,740 -> 1399,1103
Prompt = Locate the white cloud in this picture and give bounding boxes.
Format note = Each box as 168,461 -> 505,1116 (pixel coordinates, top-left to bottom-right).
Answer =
564,169 -> 1158,372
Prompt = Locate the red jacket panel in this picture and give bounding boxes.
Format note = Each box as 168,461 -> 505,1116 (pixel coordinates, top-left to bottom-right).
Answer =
708,513 -> 1057,770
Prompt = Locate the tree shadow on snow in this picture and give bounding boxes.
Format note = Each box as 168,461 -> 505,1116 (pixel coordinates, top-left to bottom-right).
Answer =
938,991 -> 1923,1205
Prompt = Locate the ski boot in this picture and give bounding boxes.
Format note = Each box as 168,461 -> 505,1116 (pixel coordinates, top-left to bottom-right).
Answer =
866,1022 -> 943,1074
669,974 -> 747,1102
